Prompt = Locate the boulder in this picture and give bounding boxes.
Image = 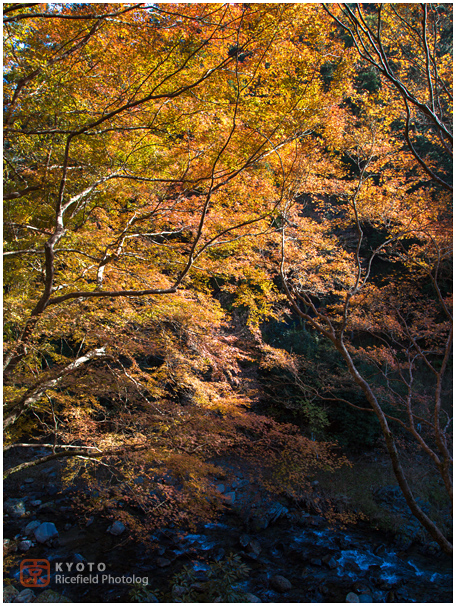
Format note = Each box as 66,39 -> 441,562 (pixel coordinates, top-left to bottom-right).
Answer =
239,534 -> 251,548
247,539 -> 261,556
108,521 -> 125,536
25,521 -> 41,535
4,499 -> 27,518
322,553 -> 338,569
18,540 -> 33,552
13,588 -> 35,603
35,589 -> 72,603
346,592 -> 360,603
244,593 -> 262,602
34,522 -> 59,544
224,491 -> 236,504
136,591 -> 159,603
270,575 -> 292,593
359,595 -> 373,603
3,586 -> 19,603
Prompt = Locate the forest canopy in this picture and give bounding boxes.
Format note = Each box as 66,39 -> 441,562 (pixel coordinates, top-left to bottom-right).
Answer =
3,3 -> 453,554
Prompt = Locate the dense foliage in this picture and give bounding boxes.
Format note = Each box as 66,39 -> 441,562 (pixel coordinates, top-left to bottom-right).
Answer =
3,3 -> 452,553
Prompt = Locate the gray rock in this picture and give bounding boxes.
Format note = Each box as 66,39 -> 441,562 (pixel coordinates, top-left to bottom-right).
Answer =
34,589 -> 72,602
239,534 -> 251,547
30,500 -> 42,507
346,592 -> 360,603
34,522 -> 59,543
359,595 -> 373,603
224,491 -> 236,504
18,540 -> 33,551
136,591 -> 159,603
270,575 -> 292,593
216,484 -> 225,493
172,585 -> 186,598
244,593 -> 262,602
23,478 -> 34,484
247,539 -> 262,556
24,520 -> 41,535
156,557 -> 171,567
4,499 -> 27,518
3,586 -> 19,603
13,588 -> 36,602
108,520 -> 126,536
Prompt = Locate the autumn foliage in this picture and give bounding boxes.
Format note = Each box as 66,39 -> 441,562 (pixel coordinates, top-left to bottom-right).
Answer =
3,4 -> 452,551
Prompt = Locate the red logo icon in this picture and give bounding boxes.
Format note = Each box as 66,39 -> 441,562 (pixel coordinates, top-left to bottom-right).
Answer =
20,559 -> 50,587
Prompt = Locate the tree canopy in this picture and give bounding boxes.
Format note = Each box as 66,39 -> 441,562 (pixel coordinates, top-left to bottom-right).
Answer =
3,3 -> 453,553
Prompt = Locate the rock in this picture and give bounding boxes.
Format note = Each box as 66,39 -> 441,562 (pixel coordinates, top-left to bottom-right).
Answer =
34,522 -> 59,544
85,516 -> 94,527
359,595 -> 373,603
136,591 -> 158,603
250,501 -> 289,530
216,484 -> 225,493
322,553 -> 338,569
156,557 -> 171,567
346,592 -> 360,603
247,539 -> 261,556
34,589 -> 72,603
213,547 -> 225,561
244,593 -> 262,602
310,558 -> 322,567
224,491 -> 236,504
23,478 -> 35,484
108,521 -> 126,536
18,540 -> 33,552
270,575 -> 292,593
239,534 -> 251,548
24,521 -> 41,535
30,501 -> 42,507
172,585 -> 186,598
4,499 -> 27,518
3,586 -> 19,603
72,553 -> 87,564
13,588 -> 35,603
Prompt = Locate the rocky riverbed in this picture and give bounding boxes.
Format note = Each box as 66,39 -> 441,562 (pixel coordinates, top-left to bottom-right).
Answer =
3,449 -> 453,603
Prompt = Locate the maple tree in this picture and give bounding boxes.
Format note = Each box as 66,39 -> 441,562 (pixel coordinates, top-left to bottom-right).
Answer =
276,4 -> 452,553
3,2 -> 351,532
3,3 -> 452,552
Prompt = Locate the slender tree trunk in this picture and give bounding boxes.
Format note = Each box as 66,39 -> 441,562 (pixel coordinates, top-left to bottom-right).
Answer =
337,339 -> 453,555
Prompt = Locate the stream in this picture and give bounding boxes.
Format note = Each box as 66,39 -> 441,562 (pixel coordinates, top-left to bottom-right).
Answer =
3,451 -> 453,603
